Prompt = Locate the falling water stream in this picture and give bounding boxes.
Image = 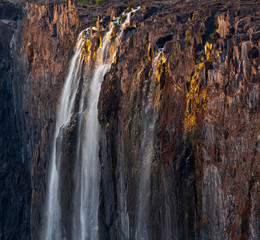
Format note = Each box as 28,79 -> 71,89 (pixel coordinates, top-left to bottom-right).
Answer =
43,36 -> 85,240
78,64 -> 110,240
42,7 -> 140,240
135,51 -> 162,240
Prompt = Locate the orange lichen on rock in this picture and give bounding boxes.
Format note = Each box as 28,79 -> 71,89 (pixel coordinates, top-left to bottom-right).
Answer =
110,26 -> 117,42
81,30 -> 103,63
148,43 -> 152,62
154,53 -> 167,109
80,30 -> 92,61
156,52 -> 167,85
205,42 -> 213,60
184,62 -> 209,132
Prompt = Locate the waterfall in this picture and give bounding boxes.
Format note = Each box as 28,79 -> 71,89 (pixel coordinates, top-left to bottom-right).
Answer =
42,36 -> 85,240
135,51 -> 162,240
78,64 -> 110,240
42,7 -> 140,240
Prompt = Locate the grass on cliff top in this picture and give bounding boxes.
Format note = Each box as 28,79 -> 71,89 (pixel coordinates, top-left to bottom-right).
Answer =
22,0 -> 67,4
78,0 -> 104,6
21,0 -> 104,5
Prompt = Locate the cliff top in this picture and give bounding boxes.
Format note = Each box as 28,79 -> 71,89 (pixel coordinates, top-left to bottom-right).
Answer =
3,0 -> 260,13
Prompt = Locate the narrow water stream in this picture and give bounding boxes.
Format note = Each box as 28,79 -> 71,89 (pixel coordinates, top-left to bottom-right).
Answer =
135,51 -> 162,240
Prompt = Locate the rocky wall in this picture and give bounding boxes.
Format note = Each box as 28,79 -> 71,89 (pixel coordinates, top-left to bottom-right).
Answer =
0,0 -> 259,239
99,0 -> 260,239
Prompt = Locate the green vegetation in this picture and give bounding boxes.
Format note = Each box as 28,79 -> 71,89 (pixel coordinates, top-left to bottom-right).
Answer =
22,0 -> 66,3
95,0 -> 103,4
78,0 -> 104,6
78,0 -> 86,6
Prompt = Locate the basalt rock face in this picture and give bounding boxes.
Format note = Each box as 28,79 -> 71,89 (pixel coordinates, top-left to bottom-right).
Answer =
12,2 -> 85,239
98,1 -> 260,239
0,0 -> 259,239
0,1 -> 30,239
1,0 -> 84,239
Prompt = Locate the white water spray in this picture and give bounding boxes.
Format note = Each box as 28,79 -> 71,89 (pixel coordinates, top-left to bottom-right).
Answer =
42,35 -> 85,240
43,7 -> 140,240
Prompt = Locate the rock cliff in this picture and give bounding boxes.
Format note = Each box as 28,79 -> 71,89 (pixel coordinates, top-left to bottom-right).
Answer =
0,0 -> 259,239
0,1 -> 30,239
99,1 -> 260,239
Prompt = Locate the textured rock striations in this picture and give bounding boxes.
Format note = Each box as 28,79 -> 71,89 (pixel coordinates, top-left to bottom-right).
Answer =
0,1 -> 30,239
0,0 -> 84,238
0,0 -> 259,239
98,1 -> 260,239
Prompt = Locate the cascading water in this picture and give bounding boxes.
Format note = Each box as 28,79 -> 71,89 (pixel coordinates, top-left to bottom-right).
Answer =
78,64 -> 110,240
43,36 -> 85,240
42,7 -> 140,240
135,51 -> 163,240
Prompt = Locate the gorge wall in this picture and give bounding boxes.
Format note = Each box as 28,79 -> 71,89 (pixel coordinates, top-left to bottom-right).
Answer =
0,0 -> 259,239
98,1 -> 260,239
0,1 -> 30,239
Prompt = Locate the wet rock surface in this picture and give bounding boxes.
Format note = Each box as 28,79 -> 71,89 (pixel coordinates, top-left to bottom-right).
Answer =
0,0 -> 259,239
12,2 -> 83,238
0,1 -> 31,239
99,0 -> 260,239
